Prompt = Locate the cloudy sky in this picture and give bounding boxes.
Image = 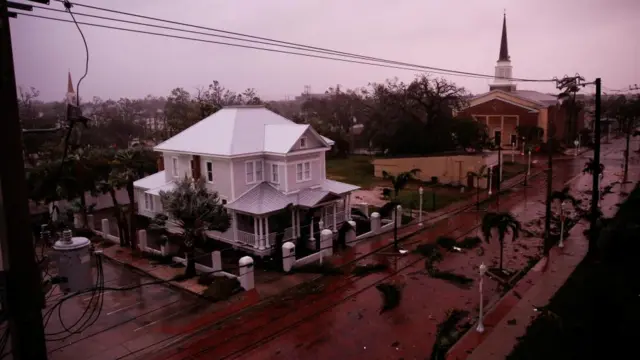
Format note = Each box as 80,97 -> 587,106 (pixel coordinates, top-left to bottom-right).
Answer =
10,0 -> 640,102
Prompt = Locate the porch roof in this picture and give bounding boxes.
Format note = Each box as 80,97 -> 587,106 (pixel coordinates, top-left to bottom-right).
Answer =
226,179 -> 359,215
133,171 -> 176,196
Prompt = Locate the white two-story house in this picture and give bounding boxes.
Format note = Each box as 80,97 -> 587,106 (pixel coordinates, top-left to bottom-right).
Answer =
133,105 -> 359,257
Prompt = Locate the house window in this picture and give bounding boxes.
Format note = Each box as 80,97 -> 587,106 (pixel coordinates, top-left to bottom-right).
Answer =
296,161 -> 312,182
172,157 -> 178,177
255,160 -> 263,181
271,164 -> 279,183
206,161 -> 213,183
221,199 -> 227,205
299,137 -> 307,148
144,194 -> 154,211
245,161 -> 254,183
245,160 -> 264,184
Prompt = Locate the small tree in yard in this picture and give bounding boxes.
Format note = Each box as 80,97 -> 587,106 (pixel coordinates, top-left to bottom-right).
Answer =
481,211 -> 521,272
156,177 -> 230,278
382,169 -> 421,198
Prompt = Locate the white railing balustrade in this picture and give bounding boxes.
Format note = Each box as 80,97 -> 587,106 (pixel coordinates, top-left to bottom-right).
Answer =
236,230 -> 256,246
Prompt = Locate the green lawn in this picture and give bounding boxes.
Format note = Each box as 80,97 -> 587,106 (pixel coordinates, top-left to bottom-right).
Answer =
394,187 -> 465,211
326,155 -> 377,189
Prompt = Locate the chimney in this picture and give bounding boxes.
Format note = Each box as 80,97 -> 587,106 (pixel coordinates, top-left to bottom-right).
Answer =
192,155 -> 201,179
157,157 -> 164,171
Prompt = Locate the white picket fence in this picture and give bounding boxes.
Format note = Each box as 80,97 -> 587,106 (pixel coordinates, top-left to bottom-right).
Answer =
88,215 -> 254,290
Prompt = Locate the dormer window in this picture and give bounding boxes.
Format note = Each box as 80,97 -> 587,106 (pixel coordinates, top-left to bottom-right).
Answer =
299,137 -> 307,148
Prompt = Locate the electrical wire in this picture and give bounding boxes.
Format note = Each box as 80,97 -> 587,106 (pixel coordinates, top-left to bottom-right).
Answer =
34,2 -> 550,83
16,8 -> 554,83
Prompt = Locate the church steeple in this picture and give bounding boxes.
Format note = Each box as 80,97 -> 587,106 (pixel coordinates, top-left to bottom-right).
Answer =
489,12 -> 516,92
67,71 -> 75,94
66,71 -> 77,105
498,13 -> 510,61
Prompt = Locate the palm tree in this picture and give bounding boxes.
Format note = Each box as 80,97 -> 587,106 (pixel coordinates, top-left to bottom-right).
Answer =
550,186 -> 580,209
382,168 -> 420,252
467,165 -> 488,211
382,168 -> 421,197
481,211 -> 521,272
111,148 -> 157,249
155,176 -> 230,277
634,129 -> 640,152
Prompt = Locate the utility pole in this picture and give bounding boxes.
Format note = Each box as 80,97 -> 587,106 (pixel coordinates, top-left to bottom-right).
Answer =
0,1 -> 48,358
590,78 -> 602,256
543,108 -> 555,258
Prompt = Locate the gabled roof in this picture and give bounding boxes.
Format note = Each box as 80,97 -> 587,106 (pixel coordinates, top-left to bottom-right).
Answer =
469,89 -> 556,111
154,106 -> 331,156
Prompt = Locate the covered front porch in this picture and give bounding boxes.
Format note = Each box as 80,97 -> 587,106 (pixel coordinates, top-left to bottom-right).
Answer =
209,181 -> 358,256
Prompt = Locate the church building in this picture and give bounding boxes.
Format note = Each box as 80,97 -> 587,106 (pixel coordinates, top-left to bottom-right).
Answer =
458,14 -> 584,147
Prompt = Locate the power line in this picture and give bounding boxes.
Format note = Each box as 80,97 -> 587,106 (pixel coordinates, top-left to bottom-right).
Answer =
20,1 -> 555,83
13,12 -> 496,81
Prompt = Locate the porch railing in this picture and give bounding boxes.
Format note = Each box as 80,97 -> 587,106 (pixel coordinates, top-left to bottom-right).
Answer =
267,227 -> 295,247
323,210 -> 346,230
237,230 -> 256,246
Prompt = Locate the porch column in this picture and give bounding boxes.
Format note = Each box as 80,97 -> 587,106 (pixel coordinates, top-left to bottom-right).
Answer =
343,196 -> 348,220
309,217 -> 315,242
332,202 -> 337,232
259,217 -> 265,250
265,216 -> 270,248
290,209 -> 295,239
253,216 -> 259,248
232,210 -> 238,242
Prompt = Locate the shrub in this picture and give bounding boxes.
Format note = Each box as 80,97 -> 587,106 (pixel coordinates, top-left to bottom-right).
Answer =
202,276 -> 243,302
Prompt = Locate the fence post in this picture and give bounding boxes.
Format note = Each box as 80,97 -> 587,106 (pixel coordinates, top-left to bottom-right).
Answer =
282,242 -> 295,273
211,251 -> 222,273
363,202 -> 369,216
370,212 -> 381,233
87,214 -> 95,230
320,229 -> 333,256
238,256 -> 254,290
137,229 -> 147,252
347,220 -> 356,244
101,218 -> 110,237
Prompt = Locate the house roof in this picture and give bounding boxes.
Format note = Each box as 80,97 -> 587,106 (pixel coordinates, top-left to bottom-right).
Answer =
511,90 -> 558,106
154,106 -> 332,156
225,179 -> 360,215
133,171 -> 166,189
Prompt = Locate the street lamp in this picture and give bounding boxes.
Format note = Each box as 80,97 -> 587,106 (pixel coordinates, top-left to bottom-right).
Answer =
574,139 -> 579,157
488,166 -> 493,196
418,187 -> 424,227
511,142 -> 516,163
476,262 -> 487,333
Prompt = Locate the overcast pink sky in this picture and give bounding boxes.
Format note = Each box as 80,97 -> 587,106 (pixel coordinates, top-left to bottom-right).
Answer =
10,0 -> 640,102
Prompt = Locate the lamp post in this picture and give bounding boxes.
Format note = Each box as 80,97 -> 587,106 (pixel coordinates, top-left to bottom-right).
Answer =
521,138 -> 525,156
574,139 -> 579,157
476,262 -> 487,333
559,202 -> 565,248
488,166 -> 493,196
527,149 -> 532,177
418,187 -> 424,227
511,142 -> 516,163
